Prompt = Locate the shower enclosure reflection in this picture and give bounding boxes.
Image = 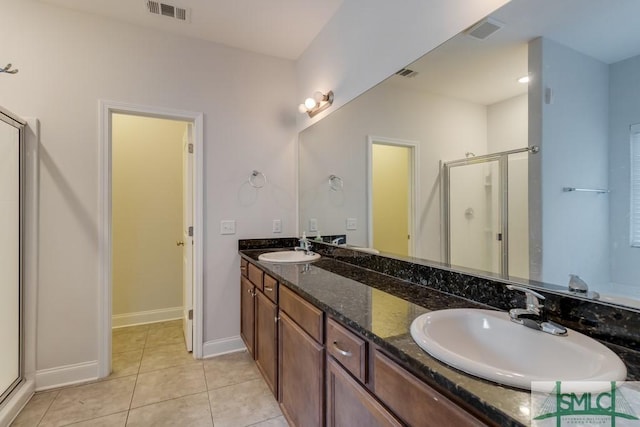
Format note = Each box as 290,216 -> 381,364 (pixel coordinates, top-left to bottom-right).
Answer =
0,108 -> 24,406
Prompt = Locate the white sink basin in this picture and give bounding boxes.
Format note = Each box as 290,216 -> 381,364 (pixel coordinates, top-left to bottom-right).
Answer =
258,251 -> 320,263
410,309 -> 626,390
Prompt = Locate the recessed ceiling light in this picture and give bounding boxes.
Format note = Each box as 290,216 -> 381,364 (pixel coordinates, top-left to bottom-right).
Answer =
517,75 -> 530,84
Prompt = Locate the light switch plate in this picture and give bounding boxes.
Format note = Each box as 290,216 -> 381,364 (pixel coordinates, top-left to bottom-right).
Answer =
220,220 -> 236,235
273,219 -> 282,233
309,218 -> 318,232
346,218 -> 357,230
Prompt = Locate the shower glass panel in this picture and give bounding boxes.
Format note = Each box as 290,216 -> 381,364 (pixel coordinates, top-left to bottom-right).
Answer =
506,152 -> 529,279
447,160 -> 502,275
0,113 -> 22,405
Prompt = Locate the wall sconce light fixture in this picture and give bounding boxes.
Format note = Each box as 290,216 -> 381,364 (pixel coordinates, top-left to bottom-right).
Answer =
298,90 -> 334,118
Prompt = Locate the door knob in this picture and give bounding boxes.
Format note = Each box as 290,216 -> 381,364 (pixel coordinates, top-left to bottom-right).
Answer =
176,241 -> 185,246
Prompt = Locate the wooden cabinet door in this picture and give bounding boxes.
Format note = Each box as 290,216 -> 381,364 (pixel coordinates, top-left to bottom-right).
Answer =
327,357 -> 402,427
373,350 -> 487,427
255,290 -> 277,397
279,312 -> 324,427
240,276 -> 255,358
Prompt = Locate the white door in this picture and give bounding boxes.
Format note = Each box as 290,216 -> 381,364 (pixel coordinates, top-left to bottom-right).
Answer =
182,124 -> 194,352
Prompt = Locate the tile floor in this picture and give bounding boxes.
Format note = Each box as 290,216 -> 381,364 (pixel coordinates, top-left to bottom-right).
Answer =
11,320 -> 288,427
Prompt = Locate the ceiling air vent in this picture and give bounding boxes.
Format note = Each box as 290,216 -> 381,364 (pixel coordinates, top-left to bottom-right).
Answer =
145,1 -> 191,23
395,68 -> 419,78
465,17 -> 504,40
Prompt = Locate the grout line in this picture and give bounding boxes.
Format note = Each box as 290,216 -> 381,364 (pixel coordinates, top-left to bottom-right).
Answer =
202,362 -> 216,425
129,390 -> 208,412
34,390 -> 60,427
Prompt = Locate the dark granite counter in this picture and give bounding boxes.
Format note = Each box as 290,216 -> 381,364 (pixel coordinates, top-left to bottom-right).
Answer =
239,246 -> 640,427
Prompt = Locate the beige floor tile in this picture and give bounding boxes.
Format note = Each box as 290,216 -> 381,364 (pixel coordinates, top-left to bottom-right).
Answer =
126,392 -> 213,427
64,411 -> 128,426
131,363 -> 206,408
147,319 -> 182,331
38,376 -> 136,427
208,378 -> 281,427
145,325 -> 185,349
112,324 -> 150,336
112,330 -> 148,354
10,391 -> 59,427
203,351 -> 260,390
109,350 -> 143,379
139,343 -> 198,373
248,415 -> 290,426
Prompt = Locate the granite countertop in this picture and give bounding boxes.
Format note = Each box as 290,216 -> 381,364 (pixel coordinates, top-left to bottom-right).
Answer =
240,249 -> 531,425
239,248 -> 640,427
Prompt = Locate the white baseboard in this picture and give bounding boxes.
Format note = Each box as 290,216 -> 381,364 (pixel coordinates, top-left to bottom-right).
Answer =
0,379 -> 35,427
202,336 -> 246,359
112,306 -> 182,328
35,361 -> 98,391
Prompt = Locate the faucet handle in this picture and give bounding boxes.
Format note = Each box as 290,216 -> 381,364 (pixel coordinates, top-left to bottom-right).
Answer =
507,285 -> 545,310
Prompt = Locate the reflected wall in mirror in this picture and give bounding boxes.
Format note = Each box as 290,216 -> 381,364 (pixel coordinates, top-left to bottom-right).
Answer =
298,0 -> 640,309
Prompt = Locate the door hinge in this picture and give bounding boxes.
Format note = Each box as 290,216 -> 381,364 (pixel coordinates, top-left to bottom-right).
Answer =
188,309 -> 193,320
188,226 -> 193,237
188,143 -> 194,153
496,233 -> 503,241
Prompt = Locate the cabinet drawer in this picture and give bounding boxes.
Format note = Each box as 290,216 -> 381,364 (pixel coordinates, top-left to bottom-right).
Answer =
248,263 -> 264,291
263,274 -> 278,304
373,350 -> 487,427
240,258 -> 248,277
279,286 -> 323,343
326,318 -> 367,383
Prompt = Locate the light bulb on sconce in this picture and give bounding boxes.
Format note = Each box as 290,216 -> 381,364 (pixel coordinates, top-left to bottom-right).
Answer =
298,90 -> 334,118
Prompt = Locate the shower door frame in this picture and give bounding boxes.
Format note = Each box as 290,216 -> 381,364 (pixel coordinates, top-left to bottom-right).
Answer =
0,108 -> 25,407
442,153 -> 509,276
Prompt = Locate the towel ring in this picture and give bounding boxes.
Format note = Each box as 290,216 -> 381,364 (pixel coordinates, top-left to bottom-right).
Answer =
329,174 -> 343,191
249,170 -> 267,188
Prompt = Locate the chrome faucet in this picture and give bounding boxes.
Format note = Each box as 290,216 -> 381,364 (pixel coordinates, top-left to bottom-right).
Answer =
295,233 -> 313,255
506,285 -> 567,336
331,236 -> 345,245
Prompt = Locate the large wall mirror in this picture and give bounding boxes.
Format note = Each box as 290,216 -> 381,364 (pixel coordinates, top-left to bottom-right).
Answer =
299,0 -> 640,309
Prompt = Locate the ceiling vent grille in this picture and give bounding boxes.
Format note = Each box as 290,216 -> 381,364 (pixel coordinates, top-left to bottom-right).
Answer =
465,17 -> 504,40
146,1 -> 191,23
395,68 -> 419,78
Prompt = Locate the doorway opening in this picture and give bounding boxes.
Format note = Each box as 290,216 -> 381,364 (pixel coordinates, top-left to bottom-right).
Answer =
367,136 -> 419,257
99,101 -> 204,378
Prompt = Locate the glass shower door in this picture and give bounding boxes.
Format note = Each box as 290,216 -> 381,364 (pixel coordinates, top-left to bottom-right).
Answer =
446,159 -> 503,275
0,114 -> 22,405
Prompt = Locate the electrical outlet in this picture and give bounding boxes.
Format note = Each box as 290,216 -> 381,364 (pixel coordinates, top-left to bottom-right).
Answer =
220,220 -> 236,235
346,218 -> 357,230
272,219 -> 282,233
309,218 -> 318,232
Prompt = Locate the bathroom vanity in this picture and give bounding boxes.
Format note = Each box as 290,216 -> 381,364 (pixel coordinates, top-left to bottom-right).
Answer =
239,238 -> 640,427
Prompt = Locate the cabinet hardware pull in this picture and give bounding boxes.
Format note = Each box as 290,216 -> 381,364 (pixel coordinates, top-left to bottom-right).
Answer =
240,266 -> 247,270
332,341 -> 352,357
265,286 -> 273,292
274,316 -> 280,323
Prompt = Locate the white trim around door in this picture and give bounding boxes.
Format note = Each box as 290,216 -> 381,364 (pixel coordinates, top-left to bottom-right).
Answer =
366,135 -> 420,257
98,100 -> 204,378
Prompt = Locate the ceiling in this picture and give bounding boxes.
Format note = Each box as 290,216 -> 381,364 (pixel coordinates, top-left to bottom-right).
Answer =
388,0 -> 640,106
38,0 -> 344,60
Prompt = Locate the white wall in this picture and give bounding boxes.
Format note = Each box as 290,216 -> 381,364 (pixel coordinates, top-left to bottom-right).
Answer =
0,1 -> 297,376
112,115 -> 186,320
529,38 -> 610,287
609,54 -> 640,292
299,82 -> 488,261
295,0 -> 511,130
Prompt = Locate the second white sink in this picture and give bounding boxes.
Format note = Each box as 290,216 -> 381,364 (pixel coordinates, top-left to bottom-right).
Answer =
258,250 -> 320,263
410,309 -> 626,390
